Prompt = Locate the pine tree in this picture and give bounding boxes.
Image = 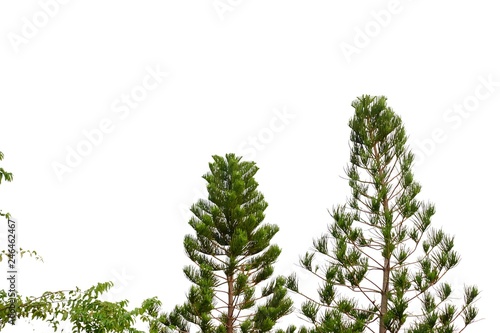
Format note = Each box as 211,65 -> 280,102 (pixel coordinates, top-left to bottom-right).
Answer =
287,95 -> 479,333
167,153 -> 292,333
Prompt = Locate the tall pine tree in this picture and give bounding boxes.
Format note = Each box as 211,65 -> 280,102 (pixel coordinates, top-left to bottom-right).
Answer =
287,95 -> 479,333
167,153 -> 292,333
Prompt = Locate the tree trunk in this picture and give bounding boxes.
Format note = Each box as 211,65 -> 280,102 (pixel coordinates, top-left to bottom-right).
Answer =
227,274 -> 234,333
379,257 -> 390,333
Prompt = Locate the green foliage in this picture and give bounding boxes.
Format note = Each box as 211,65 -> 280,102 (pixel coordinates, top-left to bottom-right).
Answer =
1,100 -> 482,332
0,280 -> 162,332
0,248 -> 44,263
0,150 -> 157,332
166,153 -> 293,333
0,150 -> 13,220
287,96 -> 480,332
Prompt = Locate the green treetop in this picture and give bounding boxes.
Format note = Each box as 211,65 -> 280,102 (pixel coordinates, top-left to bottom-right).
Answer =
287,95 -> 479,333
163,153 -> 292,333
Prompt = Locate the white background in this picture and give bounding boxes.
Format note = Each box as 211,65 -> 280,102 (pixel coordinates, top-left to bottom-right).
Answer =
1,0 -> 498,332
